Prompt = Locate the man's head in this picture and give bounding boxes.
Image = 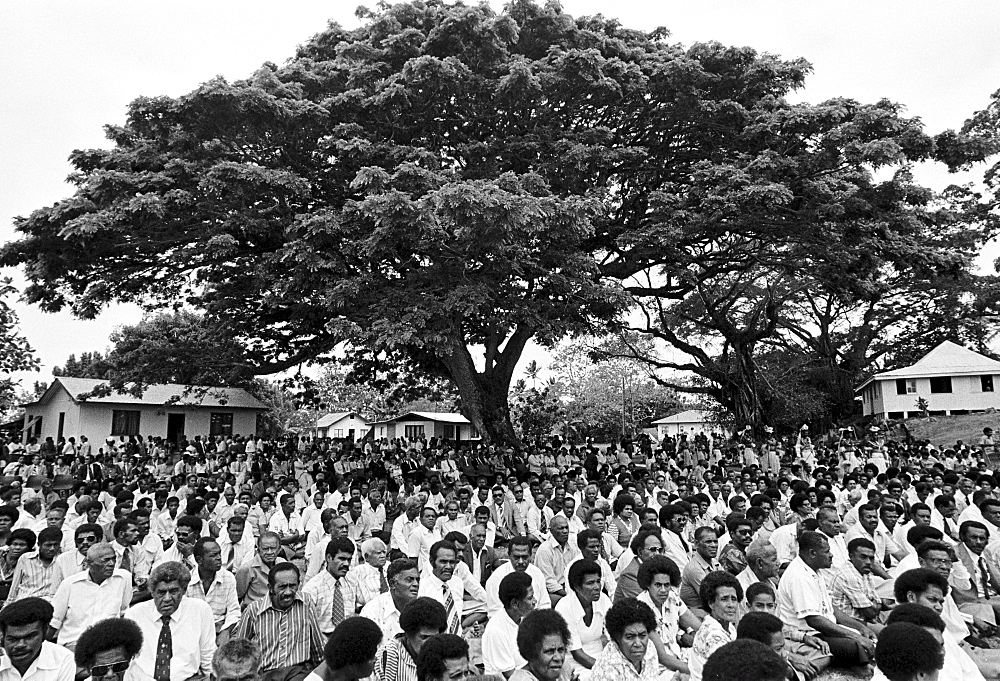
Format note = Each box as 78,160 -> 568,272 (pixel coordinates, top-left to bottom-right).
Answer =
75,523 -> 102,557
75,617 -> 143,681
193,538 -> 223,574
960,520 -> 990,556
798,531 -> 832,571
387,558 -> 420,604
746,540 -> 779,580
429,541 -> 458,583
0,597 -> 52,672
416,634 -> 470,681
86,543 -> 118,583
213,639 -> 262,681
874,622 -> 944,681
148,561 -> 192,618
549,516 -> 569,546
508,537 -> 532,572
326,537 -> 356,580
400,598 -> 448,656
847,537 -> 877,576
701,639 -> 788,681
267,563 -> 301,611
693,527 -> 719,560
894,568 -> 950,614
257,532 -> 281,567
420,507 -> 438,531
468,524 -> 487,553
324,616 -> 382,680
816,507 -> 842,538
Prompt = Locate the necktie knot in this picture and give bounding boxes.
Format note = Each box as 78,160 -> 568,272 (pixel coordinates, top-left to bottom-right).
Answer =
161,615 -> 171,626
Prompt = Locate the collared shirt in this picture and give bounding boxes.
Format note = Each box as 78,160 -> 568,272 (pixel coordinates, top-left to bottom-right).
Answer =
533,536 -> 579,593
484,562 -> 551,616
482,609 -> 525,676
51,568 -> 132,645
638,589 -> 687,657
233,596 -> 324,672
124,597 -> 217,681
589,639 -> 660,681
777,556 -> 835,635
343,513 -> 372,542
374,634 -> 418,681
360,592 -> 403,641
689,615 -> 735,681
112,541 -> 151,583
418,571 -> 465,625
51,551 -> 88,590
830,562 -> 879,620
267,511 -> 304,538
235,555 -> 287,607
406,525 -> 441,570
718,542 -> 747,576
555,591 -> 611,666
300,506 -> 325,536
217,534 -> 253,572
845,523 -> 900,566
187,569 -> 241,632
138,534 -> 164,570
304,570 -> 358,633
155,545 -> 198,573
680,552 -> 720,609
0,640 -> 75,681
390,515 -> 419,553
347,562 -> 385,609
563,556 -> 616,597
7,552 -> 58,602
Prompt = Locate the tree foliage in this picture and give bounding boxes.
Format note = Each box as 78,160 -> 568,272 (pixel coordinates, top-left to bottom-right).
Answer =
7,0 -> 993,440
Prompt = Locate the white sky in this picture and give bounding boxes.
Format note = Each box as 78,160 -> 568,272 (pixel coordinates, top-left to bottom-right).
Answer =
2,0 -> 998,388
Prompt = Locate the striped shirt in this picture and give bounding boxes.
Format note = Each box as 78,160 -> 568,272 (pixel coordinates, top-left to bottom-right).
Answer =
375,634 -> 418,681
7,551 -> 58,602
233,596 -> 324,672
187,569 -> 241,632
303,570 -> 358,634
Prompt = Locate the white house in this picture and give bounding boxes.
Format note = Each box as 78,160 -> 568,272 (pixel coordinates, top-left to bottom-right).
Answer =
368,411 -> 481,442
21,377 -> 267,447
857,341 -> 1000,419
314,412 -> 369,440
651,409 -> 716,439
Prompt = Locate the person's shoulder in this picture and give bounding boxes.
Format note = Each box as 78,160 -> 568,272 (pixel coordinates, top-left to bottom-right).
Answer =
40,640 -> 75,664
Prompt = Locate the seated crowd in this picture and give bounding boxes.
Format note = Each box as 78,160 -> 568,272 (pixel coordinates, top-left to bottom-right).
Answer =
0,425 -> 995,681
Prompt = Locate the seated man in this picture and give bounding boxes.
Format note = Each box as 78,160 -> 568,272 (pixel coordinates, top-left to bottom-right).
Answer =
746,582 -> 832,680
776,531 -> 877,667
213,639 -> 263,681
872,622 -> 944,681
376,598 -> 447,681
75,617 -> 144,681
304,617 -> 382,681
416,634 -> 470,681
0,597 -> 75,681
701,639 -> 789,681
830,538 -> 890,628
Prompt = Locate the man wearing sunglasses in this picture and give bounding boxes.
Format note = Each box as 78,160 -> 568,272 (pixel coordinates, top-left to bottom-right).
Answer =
0,597 -> 75,681
74,618 -> 144,681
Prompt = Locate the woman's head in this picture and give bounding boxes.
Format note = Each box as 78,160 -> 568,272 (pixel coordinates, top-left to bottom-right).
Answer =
699,571 -> 743,624
613,494 -> 635,518
568,559 -> 603,601
605,599 -> 657,666
516,609 -> 570,681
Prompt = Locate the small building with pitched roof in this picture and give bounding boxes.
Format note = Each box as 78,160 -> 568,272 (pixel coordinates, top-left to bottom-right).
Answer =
21,377 -> 267,447
857,341 -> 1000,419
651,409 -> 717,439
314,412 -> 370,440
367,411 -> 481,442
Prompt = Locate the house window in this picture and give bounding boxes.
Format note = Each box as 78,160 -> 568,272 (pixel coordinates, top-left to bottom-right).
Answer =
929,376 -> 952,393
873,382 -> 881,398
33,416 -> 42,437
333,429 -> 344,438
895,379 -> 917,395
983,376 -> 994,393
404,425 -> 425,439
470,425 -> 480,439
443,424 -> 456,439
210,413 -> 234,437
111,410 -> 141,436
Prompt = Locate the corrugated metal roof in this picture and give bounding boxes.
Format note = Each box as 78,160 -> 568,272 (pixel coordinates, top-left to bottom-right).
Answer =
368,411 -> 470,425
34,377 -> 267,410
652,409 -> 711,425
857,341 -> 1000,390
316,412 -> 353,428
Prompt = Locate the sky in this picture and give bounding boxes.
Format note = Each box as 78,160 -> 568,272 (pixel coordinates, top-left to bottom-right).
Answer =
2,0 -> 998,390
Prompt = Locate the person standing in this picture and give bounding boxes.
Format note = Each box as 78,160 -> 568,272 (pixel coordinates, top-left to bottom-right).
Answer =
124,562 -> 217,681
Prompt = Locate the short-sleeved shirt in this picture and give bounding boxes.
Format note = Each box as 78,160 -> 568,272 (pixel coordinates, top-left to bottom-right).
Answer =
638,589 -> 687,657
777,556 -> 835,635
829,563 -> 879,620
481,609 -> 525,676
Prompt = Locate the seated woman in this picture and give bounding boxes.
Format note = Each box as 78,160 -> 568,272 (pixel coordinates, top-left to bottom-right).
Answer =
512,609 -> 572,681
589,599 -> 661,681
688,571 -> 743,681
555,560 -> 612,677
636,555 -> 702,676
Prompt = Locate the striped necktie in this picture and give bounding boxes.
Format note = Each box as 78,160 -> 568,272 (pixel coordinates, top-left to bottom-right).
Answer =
443,583 -> 459,634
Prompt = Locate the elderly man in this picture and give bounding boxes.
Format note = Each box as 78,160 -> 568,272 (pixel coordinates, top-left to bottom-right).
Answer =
124,561 -> 217,681
360,558 -> 420,641
236,532 -> 287,607
533,516 -> 578,604
736,539 -> 779,595
0,597 -> 75,681
407,507 -> 442,570
50,543 -> 132,649
213,639 -> 262,681
348,537 -> 390,609
390,497 -> 423,558
234,563 -> 324,681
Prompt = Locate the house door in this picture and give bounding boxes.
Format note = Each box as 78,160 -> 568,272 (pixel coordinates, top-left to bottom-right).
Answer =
167,414 -> 186,446
57,413 -> 65,440
348,429 -> 355,441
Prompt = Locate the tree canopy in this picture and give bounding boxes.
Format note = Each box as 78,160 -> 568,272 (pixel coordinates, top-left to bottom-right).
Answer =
5,0 -> 993,440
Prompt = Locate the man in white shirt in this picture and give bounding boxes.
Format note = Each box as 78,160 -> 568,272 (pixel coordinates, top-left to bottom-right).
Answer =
346,537 -> 389,611
52,523 -> 101,590
525,493 -> 554,545
267,493 -> 304,549
416,540 -> 466,635
390,498 -> 423,556
407,507 -> 442,570
485,537 -> 551,616
360,557 -> 420,641
50,543 -> 132,649
533,516 -> 579,604
126,561 -> 217,681
0,597 -> 76,681
187,538 -> 241,641
777,531 -> 876,667
482,571 -> 534,677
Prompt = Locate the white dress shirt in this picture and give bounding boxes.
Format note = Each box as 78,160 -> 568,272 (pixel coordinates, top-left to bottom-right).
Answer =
484,562 -> 551,616
50,569 -> 133,646
0,641 -> 75,681
360,592 -> 403,640
124,597 -> 217,681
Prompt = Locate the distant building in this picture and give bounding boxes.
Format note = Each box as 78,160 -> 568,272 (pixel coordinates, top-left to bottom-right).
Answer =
368,411 -> 481,442
314,412 -> 369,440
21,377 -> 267,447
651,409 -> 716,439
857,341 -> 1000,419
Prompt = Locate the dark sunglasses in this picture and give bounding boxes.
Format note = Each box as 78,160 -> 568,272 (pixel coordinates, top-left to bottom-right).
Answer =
90,661 -> 131,678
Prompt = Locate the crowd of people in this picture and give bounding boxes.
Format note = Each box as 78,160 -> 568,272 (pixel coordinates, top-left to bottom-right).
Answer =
0,422 -> 994,681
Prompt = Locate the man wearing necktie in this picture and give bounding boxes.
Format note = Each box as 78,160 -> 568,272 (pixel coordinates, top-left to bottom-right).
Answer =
956,520 -> 1000,622
123,561 -> 217,681
932,495 -> 960,542
303,536 -> 356,635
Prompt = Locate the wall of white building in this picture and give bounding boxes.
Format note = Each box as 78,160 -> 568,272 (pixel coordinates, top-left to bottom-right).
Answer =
862,374 -> 1000,418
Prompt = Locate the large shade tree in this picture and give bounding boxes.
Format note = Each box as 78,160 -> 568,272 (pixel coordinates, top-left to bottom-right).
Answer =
4,0 -> 980,440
